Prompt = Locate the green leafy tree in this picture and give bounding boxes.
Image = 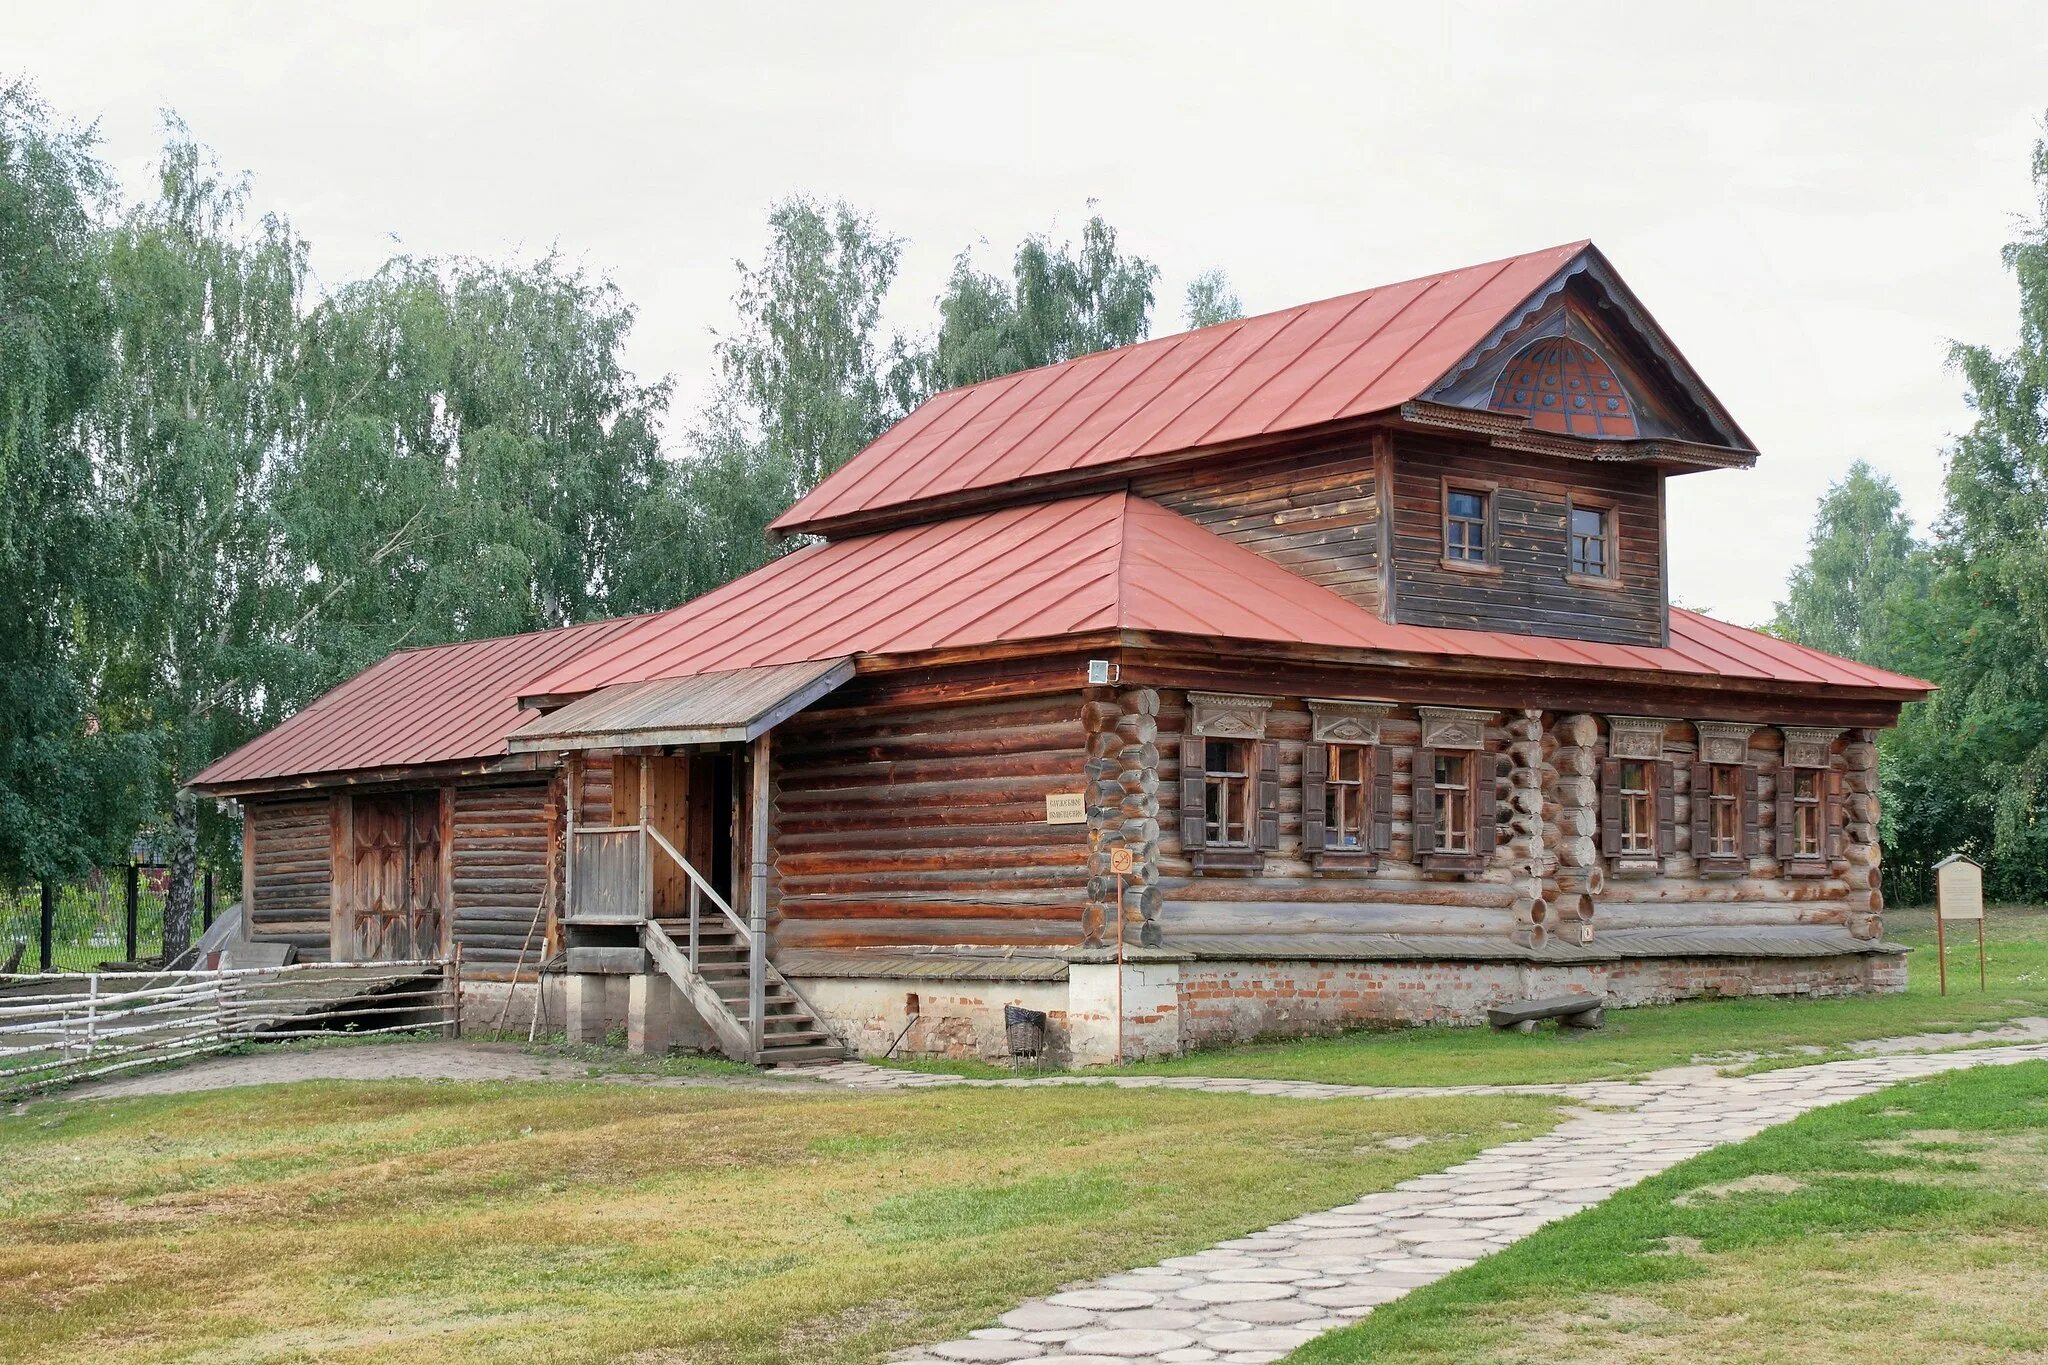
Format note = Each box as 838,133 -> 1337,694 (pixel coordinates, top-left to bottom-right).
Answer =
934,211 -> 1159,389
1769,461 -> 1937,674
0,82 -> 151,888
1924,127 -> 2048,902
1183,268 -> 1244,329
86,122 -> 307,958
278,253 -> 673,697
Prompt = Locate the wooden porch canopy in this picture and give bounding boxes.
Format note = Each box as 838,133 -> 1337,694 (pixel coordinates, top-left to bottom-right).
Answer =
506,656 -> 855,754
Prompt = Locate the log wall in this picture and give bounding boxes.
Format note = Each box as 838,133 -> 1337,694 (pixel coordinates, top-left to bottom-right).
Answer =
1387,431 -> 1665,644
1156,692 -> 1524,943
450,781 -> 554,975
243,796 -> 334,961
769,691 -> 1091,949
1134,441 -> 1384,613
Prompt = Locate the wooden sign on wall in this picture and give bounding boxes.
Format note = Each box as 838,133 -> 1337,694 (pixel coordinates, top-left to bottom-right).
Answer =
1044,793 -> 1087,825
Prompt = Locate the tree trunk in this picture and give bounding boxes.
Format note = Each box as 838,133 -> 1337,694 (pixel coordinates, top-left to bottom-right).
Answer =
162,789 -> 199,965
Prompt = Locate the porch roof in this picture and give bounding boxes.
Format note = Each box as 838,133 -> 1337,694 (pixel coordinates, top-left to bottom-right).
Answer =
505,657 -> 855,754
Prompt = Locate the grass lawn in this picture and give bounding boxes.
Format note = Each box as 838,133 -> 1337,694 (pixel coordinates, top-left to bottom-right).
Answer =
886,906 -> 2048,1089
1292,1058 -> 2048,1363
0,1080 -> 1559,1363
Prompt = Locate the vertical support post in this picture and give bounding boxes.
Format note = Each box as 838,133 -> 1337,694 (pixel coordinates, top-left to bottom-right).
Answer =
202,869 -> 215,931
1979,920 -> 1987,993
637,755 -> 651,924
84,974 -> 99,1059
125,862 -> 140,963
747,733 -> 771,1057
564,753 -> 580,925
688,880 -> 700,970
1937,910 -> 1948,996
448,942 -> 464,1038
39,882 -> 55,972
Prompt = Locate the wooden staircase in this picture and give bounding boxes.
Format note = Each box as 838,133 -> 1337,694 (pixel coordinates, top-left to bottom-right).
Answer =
642,914 -> 848,1066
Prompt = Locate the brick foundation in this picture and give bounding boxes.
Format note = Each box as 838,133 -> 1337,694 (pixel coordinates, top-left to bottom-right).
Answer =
792,948 -> 1905,1064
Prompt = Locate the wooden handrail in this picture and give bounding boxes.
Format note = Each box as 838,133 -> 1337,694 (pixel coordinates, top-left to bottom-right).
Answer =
644,824 -> 753,946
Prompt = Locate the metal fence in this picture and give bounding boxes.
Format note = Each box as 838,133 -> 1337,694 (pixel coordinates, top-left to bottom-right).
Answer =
0,959 -> 456,1098
0,866 -> 228,973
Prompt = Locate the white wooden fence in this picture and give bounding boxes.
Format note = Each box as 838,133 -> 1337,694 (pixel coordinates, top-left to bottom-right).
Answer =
0,959 -> 455,1097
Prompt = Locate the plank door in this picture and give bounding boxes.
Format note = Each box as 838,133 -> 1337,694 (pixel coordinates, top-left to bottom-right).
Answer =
340,792 -> 446,961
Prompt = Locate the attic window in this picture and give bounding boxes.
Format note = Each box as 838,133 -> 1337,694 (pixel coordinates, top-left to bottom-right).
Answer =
1489,337 -> 1640,438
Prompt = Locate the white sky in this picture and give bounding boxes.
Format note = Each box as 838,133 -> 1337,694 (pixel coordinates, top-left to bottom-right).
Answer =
9,0 -> 2046,626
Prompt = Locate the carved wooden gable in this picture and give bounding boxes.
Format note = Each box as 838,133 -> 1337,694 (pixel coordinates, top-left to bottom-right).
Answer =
1307,699 -> 1393,744
1694,721 -> 1757,766
1605,715 -> 1670,761
1781,726 -> 1843,769
1187,692 -> 1273,739
1417,706 -> 1494,750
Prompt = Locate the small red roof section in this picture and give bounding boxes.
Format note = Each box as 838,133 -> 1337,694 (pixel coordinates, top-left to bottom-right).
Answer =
773,241 -> 1593,536
196,495 -> 1929,789
532,492 -> 1930,699
190,614 -> 649,789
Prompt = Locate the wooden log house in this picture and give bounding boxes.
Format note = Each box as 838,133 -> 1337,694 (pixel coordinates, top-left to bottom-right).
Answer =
191,242 -> 1931,1064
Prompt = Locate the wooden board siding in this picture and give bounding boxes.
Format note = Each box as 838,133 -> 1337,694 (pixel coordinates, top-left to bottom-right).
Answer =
1387,432 -> 1664,644
1135,440 -> 1383,614
769,692 -> 1091,949
1156,693 -> 1523,942
578,756 -> 614,826
451,782 -> 553,974
244,796 -> 334,960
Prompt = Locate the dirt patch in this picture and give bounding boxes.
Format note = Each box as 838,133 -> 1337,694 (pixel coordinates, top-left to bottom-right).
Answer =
30,1041 -> 803,1106
1673,1173 -> 1807,1205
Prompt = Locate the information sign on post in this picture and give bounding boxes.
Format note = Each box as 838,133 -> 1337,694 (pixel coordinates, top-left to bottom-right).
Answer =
1934,853 -> 1987,996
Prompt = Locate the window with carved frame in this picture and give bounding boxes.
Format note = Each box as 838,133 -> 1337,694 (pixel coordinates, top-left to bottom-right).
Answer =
1442,481 -> 1494,568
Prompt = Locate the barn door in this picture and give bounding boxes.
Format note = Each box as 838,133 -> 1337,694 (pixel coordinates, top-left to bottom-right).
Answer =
341,792 -> 446,961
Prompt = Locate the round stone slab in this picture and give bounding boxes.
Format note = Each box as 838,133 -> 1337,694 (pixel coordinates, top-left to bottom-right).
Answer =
1047,1289 -> 1159,1311
1176,1281 -> 1298,1305
1000,1304 -> 1098,1332
1062,1328 -> 1197,1356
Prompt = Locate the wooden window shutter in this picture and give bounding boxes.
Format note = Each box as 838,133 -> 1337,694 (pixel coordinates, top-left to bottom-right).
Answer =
1301,742 -> 1328,853
1254,741 -> 1281,850
1690,761 -> 1712,860
1370,745 -> 1395,854
1774,773 -> 1796,860
1655,761 -> 1677,859
1598,757 -> 1623,859
1411,749 -> 1438,855
1741,766 -> 1761,858
1475,752 -> 1499,851
1179,733 -> 1207,852
1825,768 -> 1843,859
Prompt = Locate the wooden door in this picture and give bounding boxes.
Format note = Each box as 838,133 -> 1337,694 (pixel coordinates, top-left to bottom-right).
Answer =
340,792 -> 446,961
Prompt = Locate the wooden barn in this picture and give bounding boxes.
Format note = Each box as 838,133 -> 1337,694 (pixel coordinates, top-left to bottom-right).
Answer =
190,241 -> 1931,1065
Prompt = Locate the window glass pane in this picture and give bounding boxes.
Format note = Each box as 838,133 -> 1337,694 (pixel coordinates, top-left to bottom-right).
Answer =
1449,491 -> 1484,520
1570,506 -> 1605,538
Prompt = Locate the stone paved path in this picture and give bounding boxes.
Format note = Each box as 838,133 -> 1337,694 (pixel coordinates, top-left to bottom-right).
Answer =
878,1040 -> 2048,1364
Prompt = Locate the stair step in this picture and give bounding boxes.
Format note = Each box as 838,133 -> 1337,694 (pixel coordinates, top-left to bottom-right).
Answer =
755,1042 -> 849,1064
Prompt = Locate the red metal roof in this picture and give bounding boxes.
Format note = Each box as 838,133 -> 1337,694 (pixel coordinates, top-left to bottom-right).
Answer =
530,492 -> 1932,698
190,614 -> 650,789
196,494 -> 1928,788
773,241 -> 1594,535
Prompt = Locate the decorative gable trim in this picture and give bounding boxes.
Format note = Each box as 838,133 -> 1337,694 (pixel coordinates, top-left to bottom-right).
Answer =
1187,692 -> 1273,739
1605,716 -> 1669,761
1694,721 -> 1758,766
1417,706 -> 1494,750
1781,726 -> 1844,769
1307,698 -> 1394,745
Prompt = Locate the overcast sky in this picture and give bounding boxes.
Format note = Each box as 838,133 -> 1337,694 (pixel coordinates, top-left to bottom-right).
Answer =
10,1 -> 2047,626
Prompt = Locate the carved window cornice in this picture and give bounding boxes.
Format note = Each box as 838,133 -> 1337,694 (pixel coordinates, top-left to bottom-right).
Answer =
1781,726 -> 1844,769
1605,715 -> 1669,762
1307,698 -> 1394,745
1694,720 -> 1758,767
1417,706 -> 1494,750
1187,692 -> 1274,739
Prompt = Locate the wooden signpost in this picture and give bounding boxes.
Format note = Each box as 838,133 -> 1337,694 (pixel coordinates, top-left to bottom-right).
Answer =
1933,853 -> 1986,996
